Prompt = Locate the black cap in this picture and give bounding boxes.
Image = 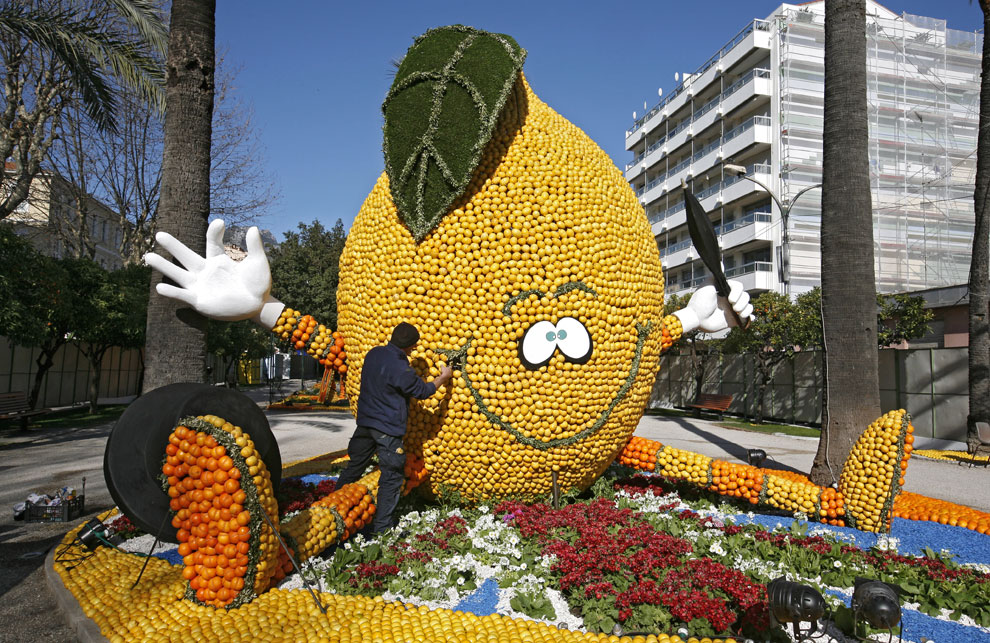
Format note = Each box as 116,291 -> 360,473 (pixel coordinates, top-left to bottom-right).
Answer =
390,322 -> 420,349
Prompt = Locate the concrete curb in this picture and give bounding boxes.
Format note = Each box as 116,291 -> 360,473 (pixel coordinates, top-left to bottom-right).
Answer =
44,543 -> 109,643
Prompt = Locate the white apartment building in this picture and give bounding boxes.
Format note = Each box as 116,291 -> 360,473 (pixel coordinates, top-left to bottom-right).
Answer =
4,168 -> 125,270
625,1 -> 981,298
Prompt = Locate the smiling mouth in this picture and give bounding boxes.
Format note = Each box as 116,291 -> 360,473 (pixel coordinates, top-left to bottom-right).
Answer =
434,321 -> 653,450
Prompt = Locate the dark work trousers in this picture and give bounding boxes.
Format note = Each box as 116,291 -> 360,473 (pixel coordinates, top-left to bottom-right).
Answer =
335,425 -> 405,534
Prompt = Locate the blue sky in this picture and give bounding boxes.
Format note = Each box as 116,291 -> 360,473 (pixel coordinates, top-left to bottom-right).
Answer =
214,1 -> 984,240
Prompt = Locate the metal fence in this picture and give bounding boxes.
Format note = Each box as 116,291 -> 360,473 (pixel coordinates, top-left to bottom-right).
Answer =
0,337 -> 143,407
649,347 -> 970,443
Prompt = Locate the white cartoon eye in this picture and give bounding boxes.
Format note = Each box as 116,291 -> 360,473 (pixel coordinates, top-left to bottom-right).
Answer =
519,320 -> 558,369
555,317 -> 593,363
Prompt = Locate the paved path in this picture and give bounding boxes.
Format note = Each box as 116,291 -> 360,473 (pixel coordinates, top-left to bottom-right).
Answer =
1,386 -> 987,641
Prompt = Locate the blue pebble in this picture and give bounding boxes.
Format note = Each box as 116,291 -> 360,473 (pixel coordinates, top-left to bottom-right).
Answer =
153,547 -> 184,565
728,514 -> 990,565
454,578 -> 500,617
296,474 -> 336,485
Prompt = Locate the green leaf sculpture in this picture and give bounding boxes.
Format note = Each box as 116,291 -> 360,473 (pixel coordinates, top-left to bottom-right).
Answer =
382,25 -> 527,241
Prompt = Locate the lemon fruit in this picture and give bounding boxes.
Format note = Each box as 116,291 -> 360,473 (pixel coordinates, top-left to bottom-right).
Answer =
337,27 -> 672,501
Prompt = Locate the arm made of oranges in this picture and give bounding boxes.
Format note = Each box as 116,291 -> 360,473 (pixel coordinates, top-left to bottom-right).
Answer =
619,410 -> 985,535
271,308 -> 348,376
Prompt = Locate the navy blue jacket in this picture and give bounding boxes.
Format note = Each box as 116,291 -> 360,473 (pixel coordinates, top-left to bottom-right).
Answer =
355,343 -> 436,436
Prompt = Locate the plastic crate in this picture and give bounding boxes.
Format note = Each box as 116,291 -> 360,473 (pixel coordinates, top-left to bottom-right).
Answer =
25,495 -> 85,523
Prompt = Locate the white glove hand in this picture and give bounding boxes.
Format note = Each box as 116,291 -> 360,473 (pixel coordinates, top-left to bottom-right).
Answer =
672,280 -> 754,334
144,219 -> 284,328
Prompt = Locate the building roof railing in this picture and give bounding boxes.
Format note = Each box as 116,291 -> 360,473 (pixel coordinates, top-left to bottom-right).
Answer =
628,18 -> 771,136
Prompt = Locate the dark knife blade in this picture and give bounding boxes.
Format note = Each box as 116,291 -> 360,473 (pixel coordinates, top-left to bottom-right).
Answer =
683,184 -> 731,297
681,181 -> 749,329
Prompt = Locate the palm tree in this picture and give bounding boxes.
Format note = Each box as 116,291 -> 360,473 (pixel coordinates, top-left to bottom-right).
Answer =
141,0 -> 215,392
0,0 -> 166,219
809,0 -> 880,486
0,0 -> 165,129
969,1 -> 990,452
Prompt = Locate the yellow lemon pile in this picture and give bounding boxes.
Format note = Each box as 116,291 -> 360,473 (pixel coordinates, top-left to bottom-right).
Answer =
54,512 -> 739,643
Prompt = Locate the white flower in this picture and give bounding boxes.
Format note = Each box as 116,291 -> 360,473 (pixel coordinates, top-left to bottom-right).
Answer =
709,541 -> 726,556
874,535 -> 900,552
833,560 -> 842,568
457,576 -> 465,585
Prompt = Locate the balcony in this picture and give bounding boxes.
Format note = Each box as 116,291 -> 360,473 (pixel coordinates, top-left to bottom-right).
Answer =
666,157 -> 693,189
666,274 -> 709,294
658,238 -> 692,258
647,201 -> 685,226
717,212 -> 773,250
692,103 -> 721,137
663,244 -> 698,269
722,68 -> 772,115
722,115 -> 772,159
625,134 -> 669,178
724,260 -> 776,292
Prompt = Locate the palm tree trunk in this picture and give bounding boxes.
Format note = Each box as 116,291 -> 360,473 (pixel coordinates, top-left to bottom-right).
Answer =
969,2 -> 990,452
142,0 -> 215,393
810,0 -> 880,486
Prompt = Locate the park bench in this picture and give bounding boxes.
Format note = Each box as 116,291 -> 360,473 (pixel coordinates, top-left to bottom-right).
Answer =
687,393 -> 733,420
0,391 -> 52,430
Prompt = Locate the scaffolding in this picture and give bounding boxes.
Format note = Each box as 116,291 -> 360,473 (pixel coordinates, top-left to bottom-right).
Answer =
776,6 -> 981,294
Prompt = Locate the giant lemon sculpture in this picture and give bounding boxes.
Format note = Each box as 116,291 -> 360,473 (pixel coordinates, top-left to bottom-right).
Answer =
337,26 -> 679,500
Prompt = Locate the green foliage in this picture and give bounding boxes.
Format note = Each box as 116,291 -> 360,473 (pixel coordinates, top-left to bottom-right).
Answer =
382,25 -> 526,241
722,292 -> 810,423
207,320 -> 270,360
207,319 -> 273,385
663,292 -> 692,318
66,260 -> 149,410
0,228 -> 85,406
71,261 -> 149,351
778,287 -> 933,348
877,292 -> 934,346
724,291 -> 803,356
509,590 -> 556,621
0,231 -> 149,409
268,219 -> 347,330
0,227 -> 67,347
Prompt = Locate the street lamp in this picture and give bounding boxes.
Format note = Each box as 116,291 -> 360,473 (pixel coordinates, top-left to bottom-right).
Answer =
723,163 -> 821,295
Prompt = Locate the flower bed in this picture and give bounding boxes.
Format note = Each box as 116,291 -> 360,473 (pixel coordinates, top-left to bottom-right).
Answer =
311,470 -> 990,642
54,453 -> 990,642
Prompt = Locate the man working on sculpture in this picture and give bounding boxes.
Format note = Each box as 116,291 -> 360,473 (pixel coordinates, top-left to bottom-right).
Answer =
336,322 -> 452,534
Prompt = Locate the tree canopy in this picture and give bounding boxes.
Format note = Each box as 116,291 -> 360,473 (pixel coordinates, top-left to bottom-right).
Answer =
268,219 -> 348,331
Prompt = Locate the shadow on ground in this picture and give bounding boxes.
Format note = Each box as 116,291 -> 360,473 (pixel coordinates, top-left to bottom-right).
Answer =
661,415 -> 807,475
